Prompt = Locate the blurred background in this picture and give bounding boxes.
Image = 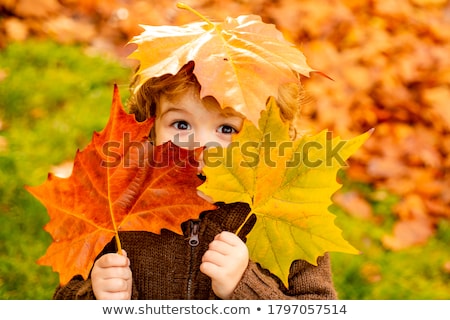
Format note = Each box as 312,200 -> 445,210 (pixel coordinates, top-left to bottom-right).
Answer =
0,0 -> 449,299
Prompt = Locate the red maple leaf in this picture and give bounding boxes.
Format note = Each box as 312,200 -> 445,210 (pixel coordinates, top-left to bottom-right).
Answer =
26,85 -> 215,285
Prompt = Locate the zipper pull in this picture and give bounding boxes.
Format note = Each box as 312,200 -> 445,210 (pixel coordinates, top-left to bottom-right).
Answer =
189,220 -> 200,247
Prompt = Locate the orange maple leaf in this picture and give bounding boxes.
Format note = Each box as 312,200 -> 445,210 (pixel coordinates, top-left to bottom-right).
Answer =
128,3 -> 315,126
26,85 -> 215,285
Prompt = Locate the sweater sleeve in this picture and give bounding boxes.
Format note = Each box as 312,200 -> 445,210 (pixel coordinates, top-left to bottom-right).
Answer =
230,254 -> 337,300
53,275 -> 140,300
53,276 -> 96,300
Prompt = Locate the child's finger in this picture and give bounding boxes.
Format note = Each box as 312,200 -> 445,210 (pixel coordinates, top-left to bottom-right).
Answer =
214,231 -> 242,246
100,266 -> 132,280
202,248 -> 227,266
208,239 -> 233,255
200,261 -> 221,279
97,253 -> 129,268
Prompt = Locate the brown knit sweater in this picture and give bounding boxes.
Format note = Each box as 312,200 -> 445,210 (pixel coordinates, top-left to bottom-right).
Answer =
53,202 -> 337,300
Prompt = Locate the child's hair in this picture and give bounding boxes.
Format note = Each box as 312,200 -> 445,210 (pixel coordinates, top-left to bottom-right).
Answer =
127,61 -> 304,139
127,62 -> 198,122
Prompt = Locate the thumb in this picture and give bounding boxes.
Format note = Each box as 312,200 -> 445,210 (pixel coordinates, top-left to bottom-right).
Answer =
117,249 -> 127,257
119,250 -> 131,267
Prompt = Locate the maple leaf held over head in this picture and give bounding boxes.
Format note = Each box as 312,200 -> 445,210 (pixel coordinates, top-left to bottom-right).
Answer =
198,97 -> 373,286
128,3 -> 315,126
26,85 -> 215,285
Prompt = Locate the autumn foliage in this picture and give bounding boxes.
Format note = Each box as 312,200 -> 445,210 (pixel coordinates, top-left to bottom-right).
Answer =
24,5 -> 373,285
3,0 -> 449,251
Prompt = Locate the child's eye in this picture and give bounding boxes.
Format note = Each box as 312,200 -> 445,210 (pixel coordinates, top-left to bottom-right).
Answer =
218,125 -> 238,134
172,121 -> 191,130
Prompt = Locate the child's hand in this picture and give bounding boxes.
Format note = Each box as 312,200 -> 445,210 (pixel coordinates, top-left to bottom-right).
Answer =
91,250 -> 132,300
200,231 -> 249,299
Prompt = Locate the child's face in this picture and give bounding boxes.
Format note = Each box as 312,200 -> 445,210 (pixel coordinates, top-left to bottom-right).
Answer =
153,87 -> 244,149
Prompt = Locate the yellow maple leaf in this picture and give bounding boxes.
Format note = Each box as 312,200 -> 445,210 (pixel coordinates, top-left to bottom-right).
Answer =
128,3 -> 314,126
198,97 -> 373,286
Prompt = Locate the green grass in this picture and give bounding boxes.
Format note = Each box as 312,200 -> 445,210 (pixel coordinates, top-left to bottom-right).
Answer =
0,39 -> 448,300
330,181 -> 450,300
331,213 -> 450,299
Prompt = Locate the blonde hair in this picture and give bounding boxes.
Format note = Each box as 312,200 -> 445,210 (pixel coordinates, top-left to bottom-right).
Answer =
127,61 -> 304,139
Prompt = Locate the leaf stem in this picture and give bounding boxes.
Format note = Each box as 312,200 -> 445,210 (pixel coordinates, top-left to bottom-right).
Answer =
106,94 -> 123,255
235,211 -> 252,237
177,2 -> 214,28
108,168 -> 123,254
115,233 -> 123,254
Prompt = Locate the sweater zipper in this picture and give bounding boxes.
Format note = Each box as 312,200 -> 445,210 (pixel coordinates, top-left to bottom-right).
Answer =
187,219 -> 200,299
188,220 -> 200,247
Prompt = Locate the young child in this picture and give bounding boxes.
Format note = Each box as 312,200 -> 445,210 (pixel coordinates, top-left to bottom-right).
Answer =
53,60 -> 337,300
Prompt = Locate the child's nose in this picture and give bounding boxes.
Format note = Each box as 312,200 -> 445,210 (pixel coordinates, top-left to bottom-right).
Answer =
194,131 -> 218,149
193,132 -> 219,173
195,150 -> 204,173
